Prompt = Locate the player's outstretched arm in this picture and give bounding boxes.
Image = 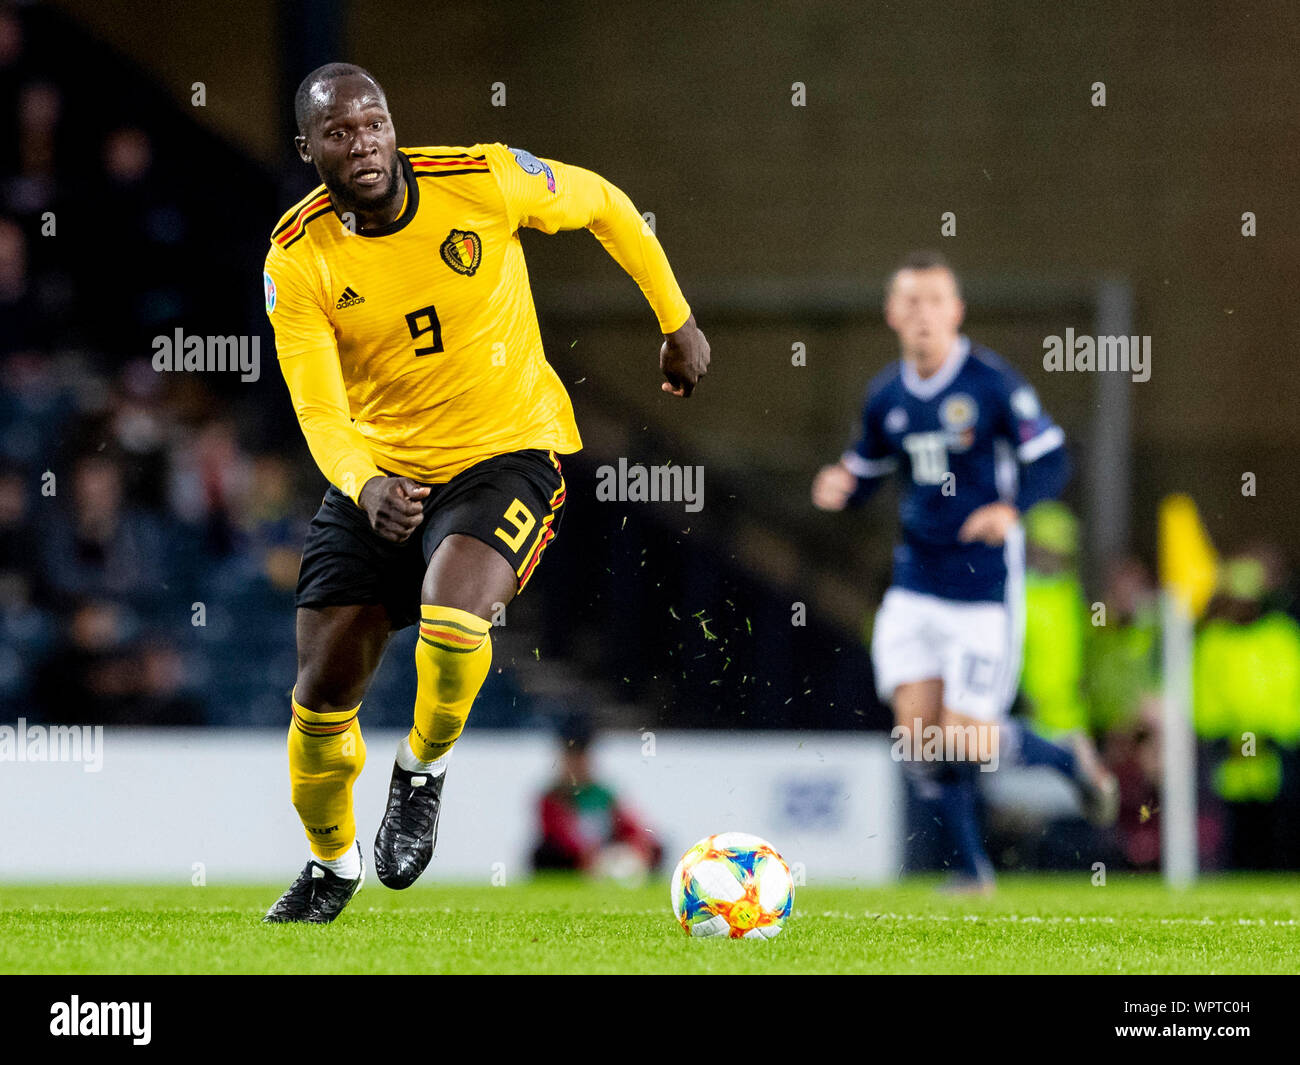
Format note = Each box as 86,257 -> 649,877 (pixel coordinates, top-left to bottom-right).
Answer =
488,143 -> 709,396
549,160 -> 710,398
573,176 -> 711,397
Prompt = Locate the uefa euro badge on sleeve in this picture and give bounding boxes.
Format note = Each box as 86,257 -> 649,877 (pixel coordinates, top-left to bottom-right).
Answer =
509,146 -> 556,192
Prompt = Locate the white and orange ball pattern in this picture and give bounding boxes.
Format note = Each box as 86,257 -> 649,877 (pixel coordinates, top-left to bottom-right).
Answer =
670,832 -> 794,940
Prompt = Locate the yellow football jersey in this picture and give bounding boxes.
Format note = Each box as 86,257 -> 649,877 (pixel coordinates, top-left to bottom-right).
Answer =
264,142 -> 691,504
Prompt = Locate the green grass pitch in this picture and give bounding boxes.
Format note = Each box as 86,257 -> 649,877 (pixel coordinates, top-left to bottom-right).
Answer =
1,874 -> 1297,975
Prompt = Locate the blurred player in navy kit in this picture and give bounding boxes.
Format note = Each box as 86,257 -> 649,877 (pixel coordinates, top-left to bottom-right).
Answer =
813,251 -> 1116,891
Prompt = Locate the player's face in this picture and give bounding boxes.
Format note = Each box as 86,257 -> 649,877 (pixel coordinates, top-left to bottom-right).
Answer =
884,267 -> 965,360
299,76 -> 400,215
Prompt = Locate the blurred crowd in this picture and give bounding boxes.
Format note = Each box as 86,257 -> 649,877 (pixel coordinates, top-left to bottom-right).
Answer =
1014,501 -> 1300,871
0,362 -> 314,724
0,3 -> 545,732
0,3 -> 312,725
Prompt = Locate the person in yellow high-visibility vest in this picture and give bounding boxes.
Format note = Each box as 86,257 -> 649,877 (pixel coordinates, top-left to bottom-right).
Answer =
1019,502 -> 1090,738
1194,554 -> 1300,869
1087,556 -> 1161,737
1087,555 -> 1163,870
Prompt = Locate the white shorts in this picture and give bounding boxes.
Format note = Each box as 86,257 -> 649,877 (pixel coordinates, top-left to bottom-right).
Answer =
870,586 -> 1021,722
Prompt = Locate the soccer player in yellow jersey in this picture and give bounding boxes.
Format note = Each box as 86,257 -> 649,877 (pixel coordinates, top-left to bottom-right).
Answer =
262,63 -> 710,922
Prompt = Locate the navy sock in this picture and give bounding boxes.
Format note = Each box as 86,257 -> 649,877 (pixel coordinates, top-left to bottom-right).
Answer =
935,761 -> 991,880
1006,719 -> 1077,777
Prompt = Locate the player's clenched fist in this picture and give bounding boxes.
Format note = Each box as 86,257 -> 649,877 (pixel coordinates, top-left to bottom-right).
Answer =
660,314 -> 710,397
812,462 -> 857,511
359,475 -> 431,542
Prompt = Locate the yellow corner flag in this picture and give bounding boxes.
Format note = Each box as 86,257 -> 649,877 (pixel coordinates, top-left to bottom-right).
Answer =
1158,494 -> 1219,619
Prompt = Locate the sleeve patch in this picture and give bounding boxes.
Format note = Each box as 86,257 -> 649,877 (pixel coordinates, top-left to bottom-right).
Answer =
509,147 -> 556,192
263,271 -> 277,314
1018,424 -> 1065,463
1010,386 -> 1040,420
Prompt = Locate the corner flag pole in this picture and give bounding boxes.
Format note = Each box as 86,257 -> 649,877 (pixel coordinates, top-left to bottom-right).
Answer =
1157,494 -> 1217,887
1159,589 -> 1197,886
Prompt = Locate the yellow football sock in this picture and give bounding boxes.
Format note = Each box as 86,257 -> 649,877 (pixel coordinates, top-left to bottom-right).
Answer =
408,605 -> 493,763
287,693 -> 366,861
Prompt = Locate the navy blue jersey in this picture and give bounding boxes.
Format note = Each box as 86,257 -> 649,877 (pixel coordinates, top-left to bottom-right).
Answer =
842,336 -> 1068,602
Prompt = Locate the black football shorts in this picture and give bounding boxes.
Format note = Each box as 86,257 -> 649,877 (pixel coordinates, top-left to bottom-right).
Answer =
295,448 -> 567,629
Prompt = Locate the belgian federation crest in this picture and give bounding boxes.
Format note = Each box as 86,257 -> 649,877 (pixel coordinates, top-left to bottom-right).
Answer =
440,229 -> 482,276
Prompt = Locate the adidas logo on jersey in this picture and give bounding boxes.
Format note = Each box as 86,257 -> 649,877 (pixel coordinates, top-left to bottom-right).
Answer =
336,286 -> 365,309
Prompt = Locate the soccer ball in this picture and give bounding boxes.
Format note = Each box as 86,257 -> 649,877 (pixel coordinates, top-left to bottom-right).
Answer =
670,832 -> 794,939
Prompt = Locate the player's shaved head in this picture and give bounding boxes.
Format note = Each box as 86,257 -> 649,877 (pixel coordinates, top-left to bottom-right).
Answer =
294,62 -> 386,136
292,61 -> 404,227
